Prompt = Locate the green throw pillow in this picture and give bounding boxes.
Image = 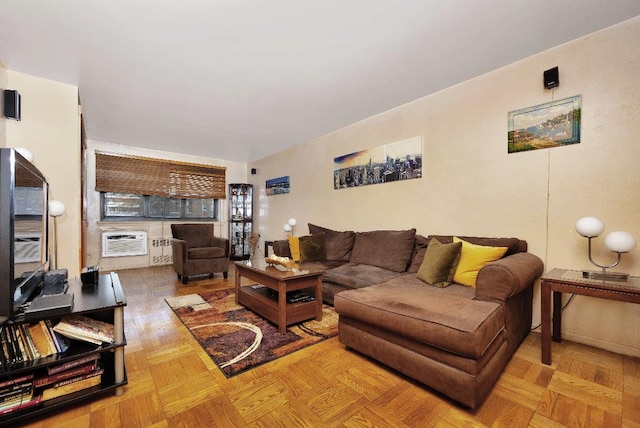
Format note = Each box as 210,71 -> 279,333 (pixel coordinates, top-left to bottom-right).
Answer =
299,233 -> 326,262
416,238 -> 462,288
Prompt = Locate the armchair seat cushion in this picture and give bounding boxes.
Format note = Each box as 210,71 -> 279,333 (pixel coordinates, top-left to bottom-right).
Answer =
188,247 -> 226,259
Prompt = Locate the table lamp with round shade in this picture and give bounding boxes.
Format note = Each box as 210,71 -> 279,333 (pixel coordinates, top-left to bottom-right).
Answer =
283,218 -> 297,236
49,200 -> 66,270
575,216 -> 636,281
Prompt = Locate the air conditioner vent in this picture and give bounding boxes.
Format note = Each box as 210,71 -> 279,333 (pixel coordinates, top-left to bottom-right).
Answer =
102,231 -> 148,257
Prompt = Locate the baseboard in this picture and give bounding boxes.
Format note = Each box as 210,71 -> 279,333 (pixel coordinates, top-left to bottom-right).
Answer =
561,331 -> 640,358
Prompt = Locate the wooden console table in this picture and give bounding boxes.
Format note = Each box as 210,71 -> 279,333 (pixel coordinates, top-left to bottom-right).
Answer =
540,268 -> 640,365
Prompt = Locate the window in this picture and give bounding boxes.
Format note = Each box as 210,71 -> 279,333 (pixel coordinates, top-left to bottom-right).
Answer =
95,152 -> 225,221
102,192 -> 218,220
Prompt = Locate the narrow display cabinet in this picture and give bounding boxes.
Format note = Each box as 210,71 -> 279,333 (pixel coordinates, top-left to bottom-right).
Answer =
229,183 -> 253,260
0,273 -> 127,425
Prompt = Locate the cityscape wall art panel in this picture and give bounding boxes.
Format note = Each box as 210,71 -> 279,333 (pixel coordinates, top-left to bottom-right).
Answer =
266,176 -> 290,196
333,136 -> 422,189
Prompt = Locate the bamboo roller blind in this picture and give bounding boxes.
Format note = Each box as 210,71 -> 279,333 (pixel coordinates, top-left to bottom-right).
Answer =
95,152 -> 226,199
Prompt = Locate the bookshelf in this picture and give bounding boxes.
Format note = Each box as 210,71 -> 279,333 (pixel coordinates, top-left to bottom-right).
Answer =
0,273 -> 127,424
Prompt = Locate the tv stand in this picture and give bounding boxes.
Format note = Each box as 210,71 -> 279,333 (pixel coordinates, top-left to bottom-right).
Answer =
0,273 -> 127,424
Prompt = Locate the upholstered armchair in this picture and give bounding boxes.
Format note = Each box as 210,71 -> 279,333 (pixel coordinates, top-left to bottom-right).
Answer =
171,224 -> 230,284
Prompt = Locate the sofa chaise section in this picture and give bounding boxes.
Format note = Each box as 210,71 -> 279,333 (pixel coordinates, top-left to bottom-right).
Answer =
335,241 -> 544,408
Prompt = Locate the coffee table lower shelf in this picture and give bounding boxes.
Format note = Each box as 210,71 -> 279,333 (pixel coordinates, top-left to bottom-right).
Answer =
237,285 -> 318,332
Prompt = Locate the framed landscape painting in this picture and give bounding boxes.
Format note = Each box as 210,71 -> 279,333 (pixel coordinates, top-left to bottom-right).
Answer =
508,95 -> 581,153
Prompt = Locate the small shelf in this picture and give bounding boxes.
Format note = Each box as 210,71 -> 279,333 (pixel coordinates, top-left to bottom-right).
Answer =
0,273 -> 127,425
237,285 -> 317,327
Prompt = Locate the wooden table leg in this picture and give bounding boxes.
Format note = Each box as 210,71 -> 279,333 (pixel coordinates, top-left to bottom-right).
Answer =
235,267 -> 241,305
541,281 -> 552,365
315,275 -> 322,321
278,280 -> 287,333
552,290 -> 562,343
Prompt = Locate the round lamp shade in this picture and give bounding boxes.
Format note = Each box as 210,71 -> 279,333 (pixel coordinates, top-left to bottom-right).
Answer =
288,218 -> 297,227
605,231 -> 637,253
49,200 -> 66,217
575,217 -> 605,238
283,223 -> 292,232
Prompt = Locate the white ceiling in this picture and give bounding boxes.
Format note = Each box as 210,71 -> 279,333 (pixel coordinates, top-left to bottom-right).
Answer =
1,1 -> 639,163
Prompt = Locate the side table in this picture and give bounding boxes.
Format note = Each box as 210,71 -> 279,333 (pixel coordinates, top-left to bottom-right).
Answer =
540,268 -> 640,365
264,240 -> 274,257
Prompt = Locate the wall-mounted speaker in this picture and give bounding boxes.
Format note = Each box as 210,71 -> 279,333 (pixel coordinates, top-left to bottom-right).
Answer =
544,67 -> 559,89
3,89 -> 21,121
251,168 -> 257,175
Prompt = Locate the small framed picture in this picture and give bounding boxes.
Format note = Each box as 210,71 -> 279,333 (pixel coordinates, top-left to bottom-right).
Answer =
266,176 -> 290,196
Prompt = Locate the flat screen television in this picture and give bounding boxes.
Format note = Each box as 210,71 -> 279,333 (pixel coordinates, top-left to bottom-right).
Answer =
0,148 -> 49,324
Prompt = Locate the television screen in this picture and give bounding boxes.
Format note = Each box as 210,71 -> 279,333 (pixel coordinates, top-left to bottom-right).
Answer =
0,148 -> 49,324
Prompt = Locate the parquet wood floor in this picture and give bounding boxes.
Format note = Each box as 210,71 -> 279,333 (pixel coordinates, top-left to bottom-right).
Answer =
22,265 -> 640,427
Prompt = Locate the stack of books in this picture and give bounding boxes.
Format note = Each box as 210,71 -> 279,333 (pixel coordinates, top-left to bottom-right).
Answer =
0,321 -> 70,366
286,291 -> 315,303
36,354 -> 103,401
0,374 -> 39,416
52,315 -> 115,345
0,353 -> 105,415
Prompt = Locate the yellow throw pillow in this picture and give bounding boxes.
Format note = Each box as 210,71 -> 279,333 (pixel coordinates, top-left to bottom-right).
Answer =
452,237 -> 508,287
288,236 -> 301,262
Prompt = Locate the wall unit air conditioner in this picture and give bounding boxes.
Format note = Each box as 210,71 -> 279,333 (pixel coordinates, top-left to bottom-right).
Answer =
102,231 -> 148,258
15,233 -> 42,263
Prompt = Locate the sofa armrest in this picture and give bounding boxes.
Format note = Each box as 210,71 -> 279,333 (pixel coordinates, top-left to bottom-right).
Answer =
211,236 -> 230,257
475,252 -> 544,302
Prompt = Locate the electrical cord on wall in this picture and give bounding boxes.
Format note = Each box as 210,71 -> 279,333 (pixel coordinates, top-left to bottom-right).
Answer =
531,293 -> 576,331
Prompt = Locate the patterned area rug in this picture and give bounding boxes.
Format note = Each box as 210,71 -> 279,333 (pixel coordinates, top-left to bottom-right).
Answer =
165,288 -> 338,377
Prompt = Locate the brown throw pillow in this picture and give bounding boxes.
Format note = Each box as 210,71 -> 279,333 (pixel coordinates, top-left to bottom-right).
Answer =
299,233 -> 326,262
308,223 -> 355,262
416,238 -> 462,288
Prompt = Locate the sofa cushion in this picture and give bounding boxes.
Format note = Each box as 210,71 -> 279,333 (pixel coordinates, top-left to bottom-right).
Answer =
453,237 -> 508,287
428,235 -> 524,257
334,275 -> 504,358
323,263 -> 406,289
272,240 -> 292,258
407,234 -> 430,273
334,277 -> 505,359
188,247 -> 225,259
416,238 -> 462,287
299,233 -> 326,262
308,223 -> 355,262
350,229 -> 416,272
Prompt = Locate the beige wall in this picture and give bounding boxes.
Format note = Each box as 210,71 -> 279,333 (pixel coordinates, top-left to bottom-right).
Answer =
83,140 -> 247,271
4,71 -> 81,277
249,17 -> 640,357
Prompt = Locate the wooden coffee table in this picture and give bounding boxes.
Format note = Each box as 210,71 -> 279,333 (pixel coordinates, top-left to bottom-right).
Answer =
234,259 -> 323,333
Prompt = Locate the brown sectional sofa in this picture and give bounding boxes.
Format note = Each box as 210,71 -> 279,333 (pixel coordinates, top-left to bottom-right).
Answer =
273,225 -> 544,408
